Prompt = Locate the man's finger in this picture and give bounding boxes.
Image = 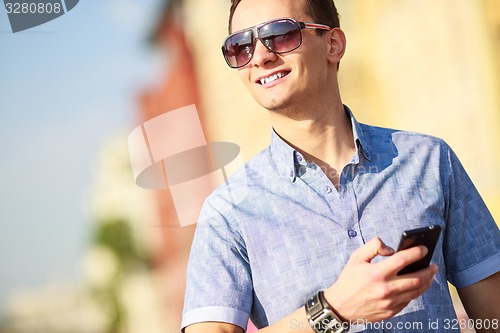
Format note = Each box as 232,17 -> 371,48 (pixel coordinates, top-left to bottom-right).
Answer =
386,264 -> 438,294
391,268 -> 437,306
380,246 -> 429,276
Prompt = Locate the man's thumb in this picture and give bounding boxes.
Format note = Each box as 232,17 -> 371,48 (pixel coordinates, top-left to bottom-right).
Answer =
354,237 -> 395,263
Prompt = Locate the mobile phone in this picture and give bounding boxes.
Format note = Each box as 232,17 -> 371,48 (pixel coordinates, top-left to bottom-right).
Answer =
396,225 -> 442,275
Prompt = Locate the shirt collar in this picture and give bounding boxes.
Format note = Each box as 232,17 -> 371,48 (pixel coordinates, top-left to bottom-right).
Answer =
270,105 -> 372,183
346,105 -> 373,163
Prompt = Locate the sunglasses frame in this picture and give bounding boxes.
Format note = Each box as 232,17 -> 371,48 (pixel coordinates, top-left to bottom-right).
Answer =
222,17 -> 332,69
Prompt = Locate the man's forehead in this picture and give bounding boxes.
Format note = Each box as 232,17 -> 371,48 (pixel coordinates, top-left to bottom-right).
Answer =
231,0 -> 310,32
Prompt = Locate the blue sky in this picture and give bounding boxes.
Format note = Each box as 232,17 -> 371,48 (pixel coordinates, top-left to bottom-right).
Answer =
0,0 -> 165,313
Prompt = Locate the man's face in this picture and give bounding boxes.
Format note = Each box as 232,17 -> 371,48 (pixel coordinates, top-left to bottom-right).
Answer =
231,0 -> 330,112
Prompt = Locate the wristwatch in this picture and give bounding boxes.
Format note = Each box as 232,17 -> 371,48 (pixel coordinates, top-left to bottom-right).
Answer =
305,290 -> 348,333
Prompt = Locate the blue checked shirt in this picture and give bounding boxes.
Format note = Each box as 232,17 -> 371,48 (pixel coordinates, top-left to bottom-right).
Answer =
181,107 -> 500,332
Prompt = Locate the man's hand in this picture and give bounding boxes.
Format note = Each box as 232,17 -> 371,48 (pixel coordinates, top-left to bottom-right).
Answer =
325,237 -> 438,323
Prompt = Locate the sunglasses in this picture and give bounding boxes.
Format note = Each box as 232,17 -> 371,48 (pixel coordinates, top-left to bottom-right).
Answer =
222,18 -> 332,69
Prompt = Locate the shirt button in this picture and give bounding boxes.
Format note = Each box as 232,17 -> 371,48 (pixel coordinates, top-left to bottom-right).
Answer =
325,186 -> 333,194
348,229 -> 357,238
297,155 -> 303,162
290,169 -> 295,178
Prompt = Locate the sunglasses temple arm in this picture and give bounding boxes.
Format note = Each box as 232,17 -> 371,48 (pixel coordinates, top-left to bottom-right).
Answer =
301,22 -> 332,31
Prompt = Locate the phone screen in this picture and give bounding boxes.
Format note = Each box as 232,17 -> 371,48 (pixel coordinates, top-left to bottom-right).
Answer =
396,225 -> 442,275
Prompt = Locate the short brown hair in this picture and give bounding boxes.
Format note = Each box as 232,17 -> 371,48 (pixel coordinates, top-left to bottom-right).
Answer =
228,0 -> 340,33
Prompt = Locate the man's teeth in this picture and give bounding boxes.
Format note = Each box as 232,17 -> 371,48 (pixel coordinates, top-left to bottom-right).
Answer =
260,72 -> 287,85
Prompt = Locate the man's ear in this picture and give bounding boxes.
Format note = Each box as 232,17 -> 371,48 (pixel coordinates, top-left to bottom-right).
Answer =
326,28 -> 346,67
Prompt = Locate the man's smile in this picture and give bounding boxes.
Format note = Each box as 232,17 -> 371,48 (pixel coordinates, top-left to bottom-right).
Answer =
255,70 -> 291,87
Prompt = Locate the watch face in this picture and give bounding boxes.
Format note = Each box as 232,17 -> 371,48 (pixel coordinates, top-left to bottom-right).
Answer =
321,314 -> 340,332
323,314 -> 334,325
326,319 -> 343,332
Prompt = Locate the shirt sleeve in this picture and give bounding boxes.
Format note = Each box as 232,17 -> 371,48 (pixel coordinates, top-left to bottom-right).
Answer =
181,193 -> 253,332
442,141 -> 500,288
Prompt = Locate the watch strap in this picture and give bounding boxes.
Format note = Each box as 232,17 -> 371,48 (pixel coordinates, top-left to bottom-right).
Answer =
305,290 -> 348,333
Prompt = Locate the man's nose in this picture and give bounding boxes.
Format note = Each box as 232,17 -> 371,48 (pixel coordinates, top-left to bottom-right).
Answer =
251,38 -> 277,67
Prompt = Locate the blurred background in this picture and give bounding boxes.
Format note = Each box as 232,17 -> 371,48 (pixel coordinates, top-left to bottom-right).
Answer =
0,0 -> 499,332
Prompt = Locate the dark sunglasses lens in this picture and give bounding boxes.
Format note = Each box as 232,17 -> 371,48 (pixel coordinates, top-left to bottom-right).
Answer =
223,30 -> 253,68
259,20 -> 301,53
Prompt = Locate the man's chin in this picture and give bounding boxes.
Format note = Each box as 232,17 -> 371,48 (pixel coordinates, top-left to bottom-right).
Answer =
256,96 -> 291,112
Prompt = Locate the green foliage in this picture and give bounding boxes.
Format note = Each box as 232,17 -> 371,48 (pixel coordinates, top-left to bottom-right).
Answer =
92,219 -> 145,270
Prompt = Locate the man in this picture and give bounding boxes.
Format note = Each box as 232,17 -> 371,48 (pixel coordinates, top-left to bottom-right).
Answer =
181,0 -> 500,332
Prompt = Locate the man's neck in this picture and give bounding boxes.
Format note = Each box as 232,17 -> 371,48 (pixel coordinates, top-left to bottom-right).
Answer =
270,102 -> 356,188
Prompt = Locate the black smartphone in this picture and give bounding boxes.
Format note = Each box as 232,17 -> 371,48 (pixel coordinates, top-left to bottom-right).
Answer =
396,225 -> 442,275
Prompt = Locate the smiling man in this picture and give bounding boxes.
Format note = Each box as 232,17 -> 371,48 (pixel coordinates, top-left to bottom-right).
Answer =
181,0 -> 500,332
